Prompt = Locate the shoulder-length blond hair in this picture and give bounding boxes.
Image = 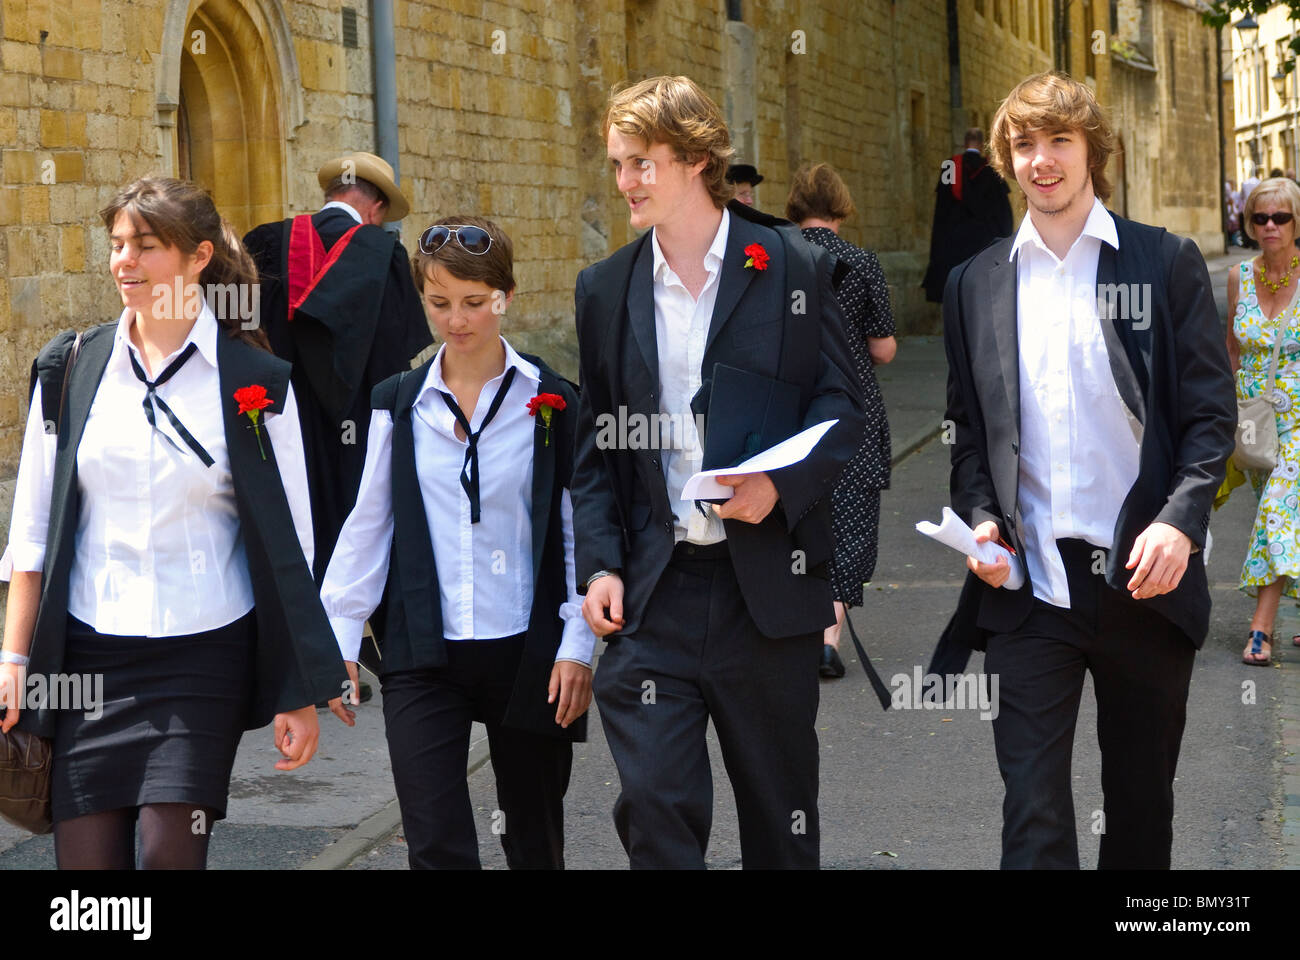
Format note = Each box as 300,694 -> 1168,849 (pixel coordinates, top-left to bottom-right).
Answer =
989,71 -> 1117,202
601,75 -> 735,209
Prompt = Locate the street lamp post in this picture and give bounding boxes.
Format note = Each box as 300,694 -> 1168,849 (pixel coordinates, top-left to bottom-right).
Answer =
1239,15 -> 1262,180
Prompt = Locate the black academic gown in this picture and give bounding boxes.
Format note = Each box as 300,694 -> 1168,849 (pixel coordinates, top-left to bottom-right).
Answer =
22,324 -> 348,738
922,150 -> 1014,303
243,208 -> 433,582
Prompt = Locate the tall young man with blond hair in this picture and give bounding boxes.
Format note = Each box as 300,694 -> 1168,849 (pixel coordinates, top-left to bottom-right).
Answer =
936,71 -> 1235,868
571,76 -> 863,868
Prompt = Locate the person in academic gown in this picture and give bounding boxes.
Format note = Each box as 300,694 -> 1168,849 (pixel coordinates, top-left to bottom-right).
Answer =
922,128 -> 1014,304
243,152 -> 433,585
0,178 -> 346,869
321,216 -> 595,869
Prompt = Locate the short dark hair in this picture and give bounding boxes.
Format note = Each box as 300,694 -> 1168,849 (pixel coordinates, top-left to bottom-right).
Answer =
323,176 -> 386,207
410,215 -> 515,295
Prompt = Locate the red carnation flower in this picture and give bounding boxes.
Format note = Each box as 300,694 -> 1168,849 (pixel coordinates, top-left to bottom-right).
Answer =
234,385 -> 273,415
233,384 -> 273,460
526,393 -> 567,446
744,243 -> 770,271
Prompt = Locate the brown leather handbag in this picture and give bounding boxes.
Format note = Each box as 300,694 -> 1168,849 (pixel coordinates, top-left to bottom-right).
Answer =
0,727 -> 52,834
0,331 -> 84,836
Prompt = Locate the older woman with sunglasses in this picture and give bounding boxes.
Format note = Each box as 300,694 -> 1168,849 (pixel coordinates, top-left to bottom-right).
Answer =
1227,176 -> 1300,664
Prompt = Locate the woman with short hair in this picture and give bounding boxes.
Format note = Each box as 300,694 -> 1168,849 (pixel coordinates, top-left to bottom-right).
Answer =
786,162 -> 896,679
321,215 -> 594,868
1227,176 -> 1300,665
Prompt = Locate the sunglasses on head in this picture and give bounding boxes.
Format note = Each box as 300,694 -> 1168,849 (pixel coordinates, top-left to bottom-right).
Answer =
418,224 -> 493,256
1252,211 -> 1295,226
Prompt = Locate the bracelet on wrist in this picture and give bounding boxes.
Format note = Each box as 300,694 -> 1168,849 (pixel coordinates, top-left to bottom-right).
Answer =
1,651 -> 30,666
586,569 -> 616,589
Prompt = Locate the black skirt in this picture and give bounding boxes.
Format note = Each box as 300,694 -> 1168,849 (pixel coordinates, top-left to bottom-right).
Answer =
50,611 -> 254,824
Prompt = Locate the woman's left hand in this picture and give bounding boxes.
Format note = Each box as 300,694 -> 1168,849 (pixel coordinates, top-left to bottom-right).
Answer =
548,661 -> 593,729
273,705 -> 321,770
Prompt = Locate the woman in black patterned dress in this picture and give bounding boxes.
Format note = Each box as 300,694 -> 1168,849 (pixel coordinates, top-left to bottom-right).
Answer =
787,163 -> 896,678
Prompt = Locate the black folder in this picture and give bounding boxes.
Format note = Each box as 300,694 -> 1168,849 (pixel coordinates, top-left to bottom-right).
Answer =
697,363 -> 802,474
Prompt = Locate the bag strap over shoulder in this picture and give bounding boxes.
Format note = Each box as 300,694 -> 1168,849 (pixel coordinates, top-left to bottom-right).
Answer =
371,361 -> 429,417
1264,283 -> 1296,391
31,323 -> 114,435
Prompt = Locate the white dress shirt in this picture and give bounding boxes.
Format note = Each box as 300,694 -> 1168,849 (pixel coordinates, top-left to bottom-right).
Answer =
652,207 -> 730,545
319,337 -> 597,666
0,304 -> 314,637
1012,196 -> 1141,608
320,200 -> 363,223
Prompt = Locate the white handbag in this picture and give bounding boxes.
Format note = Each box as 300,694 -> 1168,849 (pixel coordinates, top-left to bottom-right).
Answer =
1233,285 -> 1290,471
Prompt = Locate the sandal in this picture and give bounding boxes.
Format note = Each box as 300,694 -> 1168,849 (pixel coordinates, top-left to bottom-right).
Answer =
1243,630 -> 1272,665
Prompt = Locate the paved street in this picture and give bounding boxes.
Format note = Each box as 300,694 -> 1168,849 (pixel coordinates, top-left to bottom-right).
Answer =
353,402 -> 1286,871
1,259 -> 1295,868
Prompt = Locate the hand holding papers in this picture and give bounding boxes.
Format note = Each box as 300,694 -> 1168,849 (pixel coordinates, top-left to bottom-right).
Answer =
682,420 -> 840,501
915,506 -> 1025,590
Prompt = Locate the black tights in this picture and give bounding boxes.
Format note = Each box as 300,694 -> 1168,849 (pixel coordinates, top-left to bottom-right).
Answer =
53,803 -> 219,869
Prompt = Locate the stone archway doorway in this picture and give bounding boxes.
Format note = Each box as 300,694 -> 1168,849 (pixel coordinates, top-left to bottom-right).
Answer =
158,0 -> 303,234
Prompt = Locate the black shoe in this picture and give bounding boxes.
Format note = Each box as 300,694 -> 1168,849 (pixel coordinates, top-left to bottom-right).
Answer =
819,644 -> 845,679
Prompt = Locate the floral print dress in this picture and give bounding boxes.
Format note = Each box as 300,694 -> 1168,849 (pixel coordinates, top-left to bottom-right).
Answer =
1235,259 -> 1300,598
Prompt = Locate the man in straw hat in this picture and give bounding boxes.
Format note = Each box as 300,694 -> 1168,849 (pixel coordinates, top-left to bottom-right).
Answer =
244,152 -> 432,594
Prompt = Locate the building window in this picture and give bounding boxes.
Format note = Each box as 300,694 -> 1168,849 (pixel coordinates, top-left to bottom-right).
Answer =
1168,35 -> 1177,110
1205,40 -> 1212,115
342,7 -> 358,49
1084,0 -> 1096,78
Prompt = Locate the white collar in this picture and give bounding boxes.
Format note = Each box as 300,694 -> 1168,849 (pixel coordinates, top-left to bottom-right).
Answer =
418,336 -> 541,408
321,200 -> 363,224
651,207 -> 730,283
115,299 -> 219,373
1010,195 -> 1118,262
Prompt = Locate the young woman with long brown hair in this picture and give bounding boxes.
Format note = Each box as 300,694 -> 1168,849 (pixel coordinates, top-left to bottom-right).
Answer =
0,177 -> 346,868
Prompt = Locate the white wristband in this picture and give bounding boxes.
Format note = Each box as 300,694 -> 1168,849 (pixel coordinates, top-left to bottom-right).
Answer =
1,651 -> 30,666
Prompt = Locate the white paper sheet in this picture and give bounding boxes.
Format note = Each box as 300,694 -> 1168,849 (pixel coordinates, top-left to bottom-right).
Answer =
680,419 -> 839,501
915,506 -> 1025,590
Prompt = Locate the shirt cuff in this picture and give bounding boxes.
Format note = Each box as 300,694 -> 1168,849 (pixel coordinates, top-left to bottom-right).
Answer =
329,616 -> 366,663
555,609 -> 597,666
0,542 -> 44,581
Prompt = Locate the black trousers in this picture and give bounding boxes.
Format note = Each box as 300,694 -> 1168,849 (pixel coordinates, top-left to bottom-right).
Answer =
984,538 -> 1196,869
380,634 -> 573,870
593,542 -> 823,869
